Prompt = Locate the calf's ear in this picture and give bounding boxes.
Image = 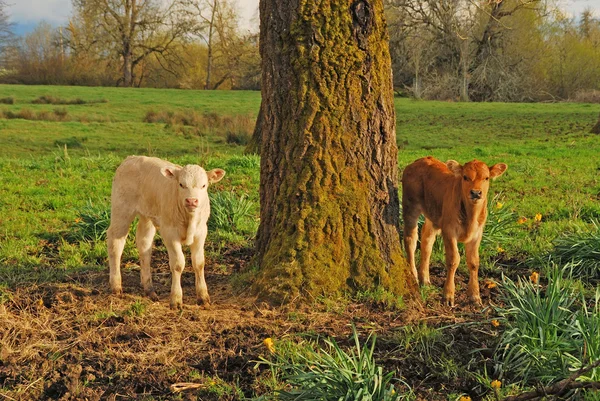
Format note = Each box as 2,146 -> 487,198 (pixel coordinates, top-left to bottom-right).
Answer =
207,169 -> 226,184
161,166 -> 179,179
446,160 -> 463,176
489,163 -> 508,179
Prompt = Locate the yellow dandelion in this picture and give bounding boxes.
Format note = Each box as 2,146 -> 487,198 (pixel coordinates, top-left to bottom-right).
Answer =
484,280 -> 497,289
459,396 -> 472,401
497,246 -> 505,253
517,216 -> 527,224
491,319 -> 500,327
530,271 -> 539,284
495,202 -> 503,209
263,337 -> 275,354
491,379 -> 501,389
74,217 -> 82,223
534,213 -> 542,222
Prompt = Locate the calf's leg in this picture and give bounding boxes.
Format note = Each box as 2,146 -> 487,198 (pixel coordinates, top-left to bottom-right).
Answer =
136,216 -> 158,301
442,236 -> 460,307
402,204 -> 421,280
465,235 -> 483,305
418,218 -> 439,285
165,237 -> 186,309
107,209 -> 135,295
191,224 -> 210,306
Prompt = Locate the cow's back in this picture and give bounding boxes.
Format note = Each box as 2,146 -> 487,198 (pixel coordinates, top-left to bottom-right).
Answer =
402,156 -> 457,226
111,156 -> 177,217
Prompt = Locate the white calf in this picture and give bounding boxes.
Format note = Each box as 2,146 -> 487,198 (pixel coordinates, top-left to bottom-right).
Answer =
107,156 -> 225,308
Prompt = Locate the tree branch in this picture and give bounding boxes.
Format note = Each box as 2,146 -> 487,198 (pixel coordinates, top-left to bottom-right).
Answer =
503,360 -> 600,401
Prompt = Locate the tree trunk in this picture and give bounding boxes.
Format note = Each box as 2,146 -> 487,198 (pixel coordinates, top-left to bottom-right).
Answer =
123,54 -> 133,86
460,39 -> 469,102
205,0 -> 216,90
253,0 -> 418,303
246,101 -> 264,154
592,113 -> 600,134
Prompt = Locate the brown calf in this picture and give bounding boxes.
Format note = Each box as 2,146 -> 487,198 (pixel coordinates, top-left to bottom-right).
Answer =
401,156 -> 507,306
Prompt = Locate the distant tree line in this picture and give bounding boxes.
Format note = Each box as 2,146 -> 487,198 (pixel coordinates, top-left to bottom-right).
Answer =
0,0 -> 261,90
0,0 -> 599,101
385,0 -> 600,102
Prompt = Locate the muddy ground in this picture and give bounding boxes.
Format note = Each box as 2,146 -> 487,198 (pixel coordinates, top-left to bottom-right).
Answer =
0,246 -> 506,400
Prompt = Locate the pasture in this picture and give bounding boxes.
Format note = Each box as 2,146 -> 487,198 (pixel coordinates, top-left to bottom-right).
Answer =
0,84 -> 599,400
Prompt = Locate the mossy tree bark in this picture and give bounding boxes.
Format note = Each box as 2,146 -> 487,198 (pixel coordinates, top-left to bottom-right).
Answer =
591,112 -> 600,134
253,0 -> 418,303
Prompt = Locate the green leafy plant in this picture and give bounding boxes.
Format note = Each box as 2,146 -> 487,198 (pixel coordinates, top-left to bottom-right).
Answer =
548,220 -> 600,280
481,194 -> 517,248
257,327 -> 411,401
495,264 -> 600,388
208,191 -> 257,235
71,201 -> 111,242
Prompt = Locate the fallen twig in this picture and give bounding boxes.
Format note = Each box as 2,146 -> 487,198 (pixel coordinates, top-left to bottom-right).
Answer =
170,382 -> 206,393
503,359 -> 600,401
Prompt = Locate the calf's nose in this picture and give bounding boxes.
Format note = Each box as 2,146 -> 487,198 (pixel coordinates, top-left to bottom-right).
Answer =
185,198 -> 199,207
470,189 -> 482,199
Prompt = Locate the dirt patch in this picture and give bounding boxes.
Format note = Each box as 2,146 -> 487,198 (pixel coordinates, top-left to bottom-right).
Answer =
0,247 -> 505,400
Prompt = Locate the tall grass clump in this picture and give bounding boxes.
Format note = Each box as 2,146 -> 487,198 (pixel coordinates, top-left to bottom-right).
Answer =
226,154 -> 260,171
71,201 -> 111,242
143,109 -> 254,142
208,191 -> 257,235
481,194 -> 516,248
31,95 -> 108,105
495,264 -> 600,389
548,220 -> 600,280
257,327 -> 411,401
0,96 -> 14,104
1,108 -> 70,121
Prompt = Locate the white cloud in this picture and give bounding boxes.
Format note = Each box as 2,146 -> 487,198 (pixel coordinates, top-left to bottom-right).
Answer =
8,0 -> 258,29
9,0 -> 73,25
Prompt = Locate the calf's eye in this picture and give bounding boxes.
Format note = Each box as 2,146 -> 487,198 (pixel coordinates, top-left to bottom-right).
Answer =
463,175 -> 468,181
202,184 -> 207,189
179,183 -> 185,188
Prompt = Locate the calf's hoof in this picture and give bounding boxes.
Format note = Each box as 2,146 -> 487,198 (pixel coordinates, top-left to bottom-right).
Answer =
442,294 -> 455,308
146,290 -> 159,302
169,299 -> 183,310
469,294 -> 482,306
111,288 -> 123,297
197,296 -> 211,308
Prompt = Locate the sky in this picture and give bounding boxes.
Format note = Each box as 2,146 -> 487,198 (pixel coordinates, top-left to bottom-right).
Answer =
9,0 -> 260,36
7,0 -> 600,36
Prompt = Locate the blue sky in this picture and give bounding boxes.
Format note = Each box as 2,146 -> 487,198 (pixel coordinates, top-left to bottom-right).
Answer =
9,0 -> 260,36
8,0 -> 599,37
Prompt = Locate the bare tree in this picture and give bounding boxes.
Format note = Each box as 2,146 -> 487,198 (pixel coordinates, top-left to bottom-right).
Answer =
0,0 -> 13,57
385,0 -> 545,101
70,0 -> 194,87
251,0 -> 418,303
191,0 -> 253,89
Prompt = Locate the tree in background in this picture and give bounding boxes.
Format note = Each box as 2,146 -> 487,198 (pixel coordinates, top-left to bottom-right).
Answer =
0,0 -> 12,59
252,0 -> 418,303
190,0 -> 260,90
70,0 -> 194,87
384,0 -> 548,101
4,22 -> 66,84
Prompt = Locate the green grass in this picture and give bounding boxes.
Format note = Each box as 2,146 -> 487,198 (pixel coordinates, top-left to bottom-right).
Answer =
1,84 -> 599,399
256,327 -> 411,401
0,83 -> 598,282
494,264 -> 600,387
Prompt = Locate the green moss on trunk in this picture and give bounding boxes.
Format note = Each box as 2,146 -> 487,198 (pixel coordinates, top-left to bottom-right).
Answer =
253,0 -> 418,303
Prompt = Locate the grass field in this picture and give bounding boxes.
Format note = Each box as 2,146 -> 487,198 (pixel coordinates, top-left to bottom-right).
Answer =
0,84 -> 599,400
